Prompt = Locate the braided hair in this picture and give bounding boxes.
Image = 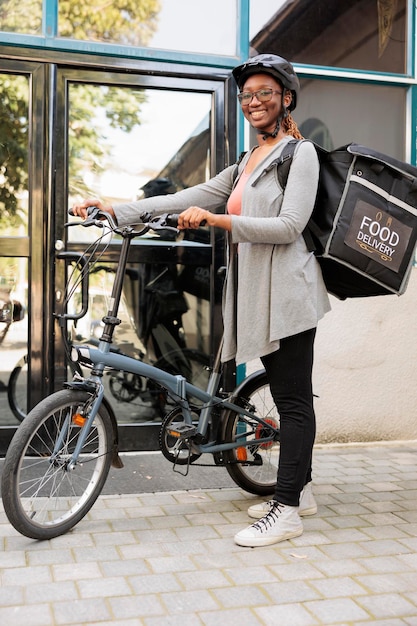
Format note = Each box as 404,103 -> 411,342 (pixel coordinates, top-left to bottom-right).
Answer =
281,88 -> 303,139
282,112 -> 303,140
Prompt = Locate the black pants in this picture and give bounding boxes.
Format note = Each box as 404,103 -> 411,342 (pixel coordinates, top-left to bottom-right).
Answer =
261,328 -> 316,507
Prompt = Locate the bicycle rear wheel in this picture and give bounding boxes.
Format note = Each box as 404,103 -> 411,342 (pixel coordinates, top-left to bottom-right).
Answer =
1,389 -> 114,539
222,371 -> 279,496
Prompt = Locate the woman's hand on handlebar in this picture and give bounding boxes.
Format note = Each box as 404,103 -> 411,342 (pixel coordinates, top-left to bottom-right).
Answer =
71,199 -> 116,221
178,207 -> 232,232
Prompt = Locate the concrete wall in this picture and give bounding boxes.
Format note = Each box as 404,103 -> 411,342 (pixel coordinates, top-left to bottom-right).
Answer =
246,268 -> 417,443
313,268 -> 417,443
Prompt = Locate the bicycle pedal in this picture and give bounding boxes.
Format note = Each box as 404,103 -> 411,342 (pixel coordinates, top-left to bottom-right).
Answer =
166,423 -> 197,439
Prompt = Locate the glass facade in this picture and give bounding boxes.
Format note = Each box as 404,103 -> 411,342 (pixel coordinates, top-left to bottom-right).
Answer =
0,73 -> 29,426
67,84 -> 212,222
251,0 -> 408,74
0,0 -> 239,57
59,0 -> 237,55
64,82 -> 215,424
0,0 -> 415,447
0,0 -> 42,35
297,79 -> 406,159
0,74 -> 29,237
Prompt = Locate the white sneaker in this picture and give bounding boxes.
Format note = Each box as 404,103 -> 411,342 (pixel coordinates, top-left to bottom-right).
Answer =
234,502 -> 303,547
247,482 -> 317,520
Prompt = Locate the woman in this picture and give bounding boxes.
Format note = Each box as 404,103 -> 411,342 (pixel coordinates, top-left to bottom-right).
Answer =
72,53 -> 331,548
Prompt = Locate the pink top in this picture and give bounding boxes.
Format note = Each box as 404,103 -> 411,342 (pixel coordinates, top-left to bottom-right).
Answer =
227,170 -> 250,216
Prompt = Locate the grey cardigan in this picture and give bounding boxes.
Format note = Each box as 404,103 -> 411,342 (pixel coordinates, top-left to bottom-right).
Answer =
113,136 -> 331,365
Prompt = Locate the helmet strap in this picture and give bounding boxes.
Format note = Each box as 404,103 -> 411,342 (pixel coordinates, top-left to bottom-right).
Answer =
257,100 -> 289,141
258,115 -> 282,141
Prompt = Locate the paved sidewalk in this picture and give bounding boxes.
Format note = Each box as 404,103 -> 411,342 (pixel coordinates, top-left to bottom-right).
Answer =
1,441 -> 417,625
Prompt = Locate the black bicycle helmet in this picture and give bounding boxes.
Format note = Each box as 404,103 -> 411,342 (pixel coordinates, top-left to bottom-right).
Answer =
232,53 -> 299,111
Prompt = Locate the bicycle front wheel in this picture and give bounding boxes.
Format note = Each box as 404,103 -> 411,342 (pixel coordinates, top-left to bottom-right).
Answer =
1,390 -> 114,540
222,371 -> 279,496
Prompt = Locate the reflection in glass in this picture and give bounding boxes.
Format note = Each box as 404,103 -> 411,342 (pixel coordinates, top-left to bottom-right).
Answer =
67,84 -> 211,230
0,258 -> 28,426
59,0 -> 160,47
0,74 -> 29,237
64,258 -> 210,423
0,0 -> 42,35
251,0 -> 407,74
0,72 -> 29,427
296,79 -> 405,160
66,82 -> 213,423
58,0 -> 237,56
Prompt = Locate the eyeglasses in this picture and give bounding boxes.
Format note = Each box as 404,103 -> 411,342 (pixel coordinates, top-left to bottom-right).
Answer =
237,89 -> 282,106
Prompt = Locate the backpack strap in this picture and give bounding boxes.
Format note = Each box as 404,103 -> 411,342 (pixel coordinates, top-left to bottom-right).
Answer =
275,139 -> 298,189
232,139 -> 317,253
272,139 -> 317,253
232,151 -> 248,184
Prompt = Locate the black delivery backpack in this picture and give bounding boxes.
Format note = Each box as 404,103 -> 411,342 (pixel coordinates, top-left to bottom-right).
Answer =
275,140 -> 417,300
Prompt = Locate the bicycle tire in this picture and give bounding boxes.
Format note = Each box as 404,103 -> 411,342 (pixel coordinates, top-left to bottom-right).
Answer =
222,371 -> 280,496
1,389 -> 114,540
7,354 -> 28,422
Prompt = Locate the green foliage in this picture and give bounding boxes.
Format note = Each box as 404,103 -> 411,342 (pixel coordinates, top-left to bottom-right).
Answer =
0,75 -> 29,227
0,0 -> 160,219
59,0 -> 161,46
0,0 -> 42,35
68,84 -> 147,196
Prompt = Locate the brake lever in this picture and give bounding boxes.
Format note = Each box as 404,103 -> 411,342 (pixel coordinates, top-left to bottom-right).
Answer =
65,206 -> 118,231
147,213 -> 180,234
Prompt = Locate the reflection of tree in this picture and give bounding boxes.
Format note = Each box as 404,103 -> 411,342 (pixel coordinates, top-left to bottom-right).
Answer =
0,1 -> 42,34
0,0 -> 161,45
59,0 -> 161,47
0,75 -> 28,227
68,84 -> 147,197
0,0 -> 160,220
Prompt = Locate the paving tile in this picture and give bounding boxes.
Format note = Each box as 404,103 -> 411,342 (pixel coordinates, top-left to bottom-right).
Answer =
303,597 -> 370,623
0,604 -> 53,626
254,602 -> 319,625
53,598 -> 112,624
356,592 -> 417,620
1,443 -> 417,625
212,582 -> 273,607
2,564 -> 53,586
109,594 -> 165,619
309,575 -> 368,598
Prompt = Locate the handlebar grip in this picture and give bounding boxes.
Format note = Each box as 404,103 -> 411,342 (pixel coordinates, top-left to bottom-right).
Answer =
165,214 -> 179,227
166,214 -> 207,227
68,206 -> 99,217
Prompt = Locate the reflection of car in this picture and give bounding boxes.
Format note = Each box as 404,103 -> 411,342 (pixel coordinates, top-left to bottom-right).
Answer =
0,296 -> 24,324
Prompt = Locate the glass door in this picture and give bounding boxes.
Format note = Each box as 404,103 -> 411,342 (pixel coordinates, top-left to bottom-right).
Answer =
53,68 -> 232,448
0,60 -> 52,436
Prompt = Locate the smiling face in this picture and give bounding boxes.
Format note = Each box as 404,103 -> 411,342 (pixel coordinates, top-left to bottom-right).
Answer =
240,72 -> 292,136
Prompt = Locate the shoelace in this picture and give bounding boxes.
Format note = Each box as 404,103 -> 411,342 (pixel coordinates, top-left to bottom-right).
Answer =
252,501 -> 284,533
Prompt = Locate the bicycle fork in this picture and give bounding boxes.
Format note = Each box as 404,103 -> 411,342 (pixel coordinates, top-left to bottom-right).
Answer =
50,380 -> 105,471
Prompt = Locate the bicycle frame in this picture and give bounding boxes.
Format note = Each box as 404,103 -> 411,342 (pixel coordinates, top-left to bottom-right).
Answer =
0,210 -> 281,542
71,344 -> 274,460
64,210 -> 278,469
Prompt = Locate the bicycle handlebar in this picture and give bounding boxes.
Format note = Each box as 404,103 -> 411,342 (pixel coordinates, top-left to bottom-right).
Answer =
67,207 -> 181,235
